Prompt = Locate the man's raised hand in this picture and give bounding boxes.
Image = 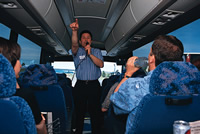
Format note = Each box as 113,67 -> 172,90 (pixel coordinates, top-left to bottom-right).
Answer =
70,19 -> 79,31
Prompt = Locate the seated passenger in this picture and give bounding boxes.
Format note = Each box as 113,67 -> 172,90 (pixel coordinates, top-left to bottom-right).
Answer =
0,54 -> 37,134
100,75 -> 120,109
0,37 -> 47,134
129,61 -> 200,133
192,57 -> 200,71
110,35 -> 185,134
101,68 -> 146,134
101,68 -> 146,112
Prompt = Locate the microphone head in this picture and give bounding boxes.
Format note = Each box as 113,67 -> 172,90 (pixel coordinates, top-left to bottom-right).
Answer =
86,42 -> 89,45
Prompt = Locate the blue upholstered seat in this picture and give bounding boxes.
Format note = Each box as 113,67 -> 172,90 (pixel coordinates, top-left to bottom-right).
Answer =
131,61 -> 200,134
150,61 -> 200,95
57,73 -> 74,133
0,54 -> 36,134
19,64 -> 68,134
0,99 -> 26,134
132,95 -> 200,134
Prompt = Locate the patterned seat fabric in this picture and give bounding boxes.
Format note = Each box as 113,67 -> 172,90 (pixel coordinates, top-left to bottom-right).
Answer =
131,61 -> 200,134
149,61 -> 200,95
0,54 -> 36,134
19,64 -> 68,134
18,64 -> 57,87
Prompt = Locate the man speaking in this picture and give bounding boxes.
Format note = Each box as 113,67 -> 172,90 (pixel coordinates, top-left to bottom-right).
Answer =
70,19 -> 104,134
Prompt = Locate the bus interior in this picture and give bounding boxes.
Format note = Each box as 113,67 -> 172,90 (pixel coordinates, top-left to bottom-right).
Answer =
0,0 -> 200,134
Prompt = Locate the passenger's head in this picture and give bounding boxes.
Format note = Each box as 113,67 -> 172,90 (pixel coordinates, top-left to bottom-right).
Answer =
192,57 -> 200,71
79,30 -> 93,48
150,35 -> 184,67
0,37 -> 21,78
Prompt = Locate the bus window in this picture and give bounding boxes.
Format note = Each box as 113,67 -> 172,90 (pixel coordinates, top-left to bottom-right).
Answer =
100,51 -> 122,84
170,19 -> 200,53
133,19 -> 200,58
52,61 -> 76,86
52,61 -> 122,87
133,42 -> 152,57
100,61 -> 122,79
17,35 -> 41,67
0,23 -> 10,40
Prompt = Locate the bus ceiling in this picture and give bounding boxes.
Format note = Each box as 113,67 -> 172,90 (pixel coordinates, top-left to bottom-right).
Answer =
0,0 -> 200,57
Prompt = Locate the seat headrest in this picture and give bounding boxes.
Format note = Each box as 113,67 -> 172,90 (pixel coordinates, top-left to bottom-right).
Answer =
0,54 -> 16,97
149,61 -> 200,95
19,64 -> 57,87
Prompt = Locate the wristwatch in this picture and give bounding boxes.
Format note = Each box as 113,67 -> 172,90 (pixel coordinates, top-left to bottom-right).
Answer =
124,74 -> 131,78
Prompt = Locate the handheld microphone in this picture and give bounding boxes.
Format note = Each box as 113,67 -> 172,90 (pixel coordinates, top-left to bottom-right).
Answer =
86,42 -> 89,56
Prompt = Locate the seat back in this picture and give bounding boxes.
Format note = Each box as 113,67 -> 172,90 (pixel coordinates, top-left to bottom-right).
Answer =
57,73 -> 74,133
19,64 -> 68,134
0,54 -> 36,134
149,61 -> 200,95
133,95 -> 200,134
103,105 -> 128,134
0,99 -> 25,134
132,61 -> 200,134
33,85 -> 68,134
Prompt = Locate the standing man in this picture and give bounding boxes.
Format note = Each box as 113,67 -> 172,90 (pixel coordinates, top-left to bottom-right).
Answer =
70,19 -> 104,134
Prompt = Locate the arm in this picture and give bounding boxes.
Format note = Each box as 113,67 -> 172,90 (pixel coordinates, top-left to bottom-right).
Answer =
85,45 -> 104,68
110,77 -> 147,114
70,19 -> 79,55
102,82 -> 119,112
89,54 -> 104,68
36,114 -> 47,134
114,56 -> 139,92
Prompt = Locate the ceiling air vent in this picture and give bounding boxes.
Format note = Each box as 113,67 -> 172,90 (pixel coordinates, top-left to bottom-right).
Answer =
129,35 -> 146,42
56,49 -> 64,53
152,17 -> 171,25
162,9 -> 184,19
47,42 -> 57,47
152,9 -> 184,26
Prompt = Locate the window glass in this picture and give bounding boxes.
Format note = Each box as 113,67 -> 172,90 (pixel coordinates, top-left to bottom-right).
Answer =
52,61 -> 122,87
133,42 -> 152,57
133,19 -> 200,57
170,19 -> 200,53
0,23 -> 10,39
18,35 -> 41,66
52,61 -> 76,86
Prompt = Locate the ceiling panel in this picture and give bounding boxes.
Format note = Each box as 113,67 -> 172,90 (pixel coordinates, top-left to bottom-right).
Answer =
72,0 -> 112,18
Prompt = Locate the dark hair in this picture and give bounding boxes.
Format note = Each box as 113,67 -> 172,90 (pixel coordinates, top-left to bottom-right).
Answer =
0,37 -> 21,67
152,35 -> 184,66
192,57 -> 200,71
79,30 -> 93,40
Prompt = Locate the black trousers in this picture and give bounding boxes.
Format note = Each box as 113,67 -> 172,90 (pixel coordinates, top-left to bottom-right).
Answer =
73,80 -> 102,134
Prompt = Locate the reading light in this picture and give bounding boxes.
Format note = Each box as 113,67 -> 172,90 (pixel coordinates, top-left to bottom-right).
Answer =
0,2 -> 17,8
27,27 -> 46,36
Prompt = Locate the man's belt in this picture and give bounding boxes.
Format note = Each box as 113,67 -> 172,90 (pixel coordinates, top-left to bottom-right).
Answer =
77,79 -> 98,84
